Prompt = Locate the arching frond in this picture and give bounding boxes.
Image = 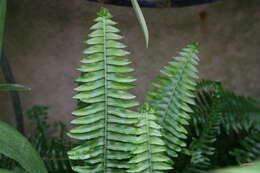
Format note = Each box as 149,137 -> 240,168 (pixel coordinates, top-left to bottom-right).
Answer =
146,43 -> 200,158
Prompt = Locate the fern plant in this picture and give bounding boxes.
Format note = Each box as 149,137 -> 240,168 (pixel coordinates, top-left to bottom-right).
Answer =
128,103 -> 172,173
68,7 -> 201,173
146,43 -> 199,159
68,8 -> 140,173
68,7 -> 260,173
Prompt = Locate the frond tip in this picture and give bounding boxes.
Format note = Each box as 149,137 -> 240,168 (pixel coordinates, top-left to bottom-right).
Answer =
97,7 -> 113,19
128,104 -> 172,173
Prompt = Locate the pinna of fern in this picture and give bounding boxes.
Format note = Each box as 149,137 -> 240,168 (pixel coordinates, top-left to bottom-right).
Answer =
128,103 -> 172,173
146,43 -> 200,159
67,8 -> 140,173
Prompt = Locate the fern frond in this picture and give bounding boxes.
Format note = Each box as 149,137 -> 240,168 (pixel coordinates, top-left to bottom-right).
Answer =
188,103 -> 222,170
230,128 -> 260,164
68,8 -> 139,173
146,43 -> 200,158
195,80 -> 260,135
191,80 -> 223,136
219,92 -> 260,134
179,81 -> 223,172
128,104 -> 172,173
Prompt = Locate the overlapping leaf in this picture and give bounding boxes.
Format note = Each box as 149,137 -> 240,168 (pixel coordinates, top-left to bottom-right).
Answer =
128,104 -> 172,173
68,8 -> 139,173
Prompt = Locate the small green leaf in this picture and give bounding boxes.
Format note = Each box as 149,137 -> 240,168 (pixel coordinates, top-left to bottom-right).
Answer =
0,84 -> 31,91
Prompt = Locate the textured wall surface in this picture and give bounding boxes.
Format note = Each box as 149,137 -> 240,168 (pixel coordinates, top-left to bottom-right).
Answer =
1,0 -> 260,127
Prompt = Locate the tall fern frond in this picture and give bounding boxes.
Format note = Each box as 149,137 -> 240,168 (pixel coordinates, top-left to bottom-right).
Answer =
146,43 -> 200,158
128,104 -> 172,173
68,8 -> 140,173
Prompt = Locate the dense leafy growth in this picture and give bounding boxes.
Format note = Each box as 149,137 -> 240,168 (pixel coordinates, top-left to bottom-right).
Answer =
1,5 -> 260,173
0,106 -> 71,173
174,80 -> 260,173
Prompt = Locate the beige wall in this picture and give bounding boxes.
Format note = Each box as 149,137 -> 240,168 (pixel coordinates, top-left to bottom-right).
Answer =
1,0 -> 260,127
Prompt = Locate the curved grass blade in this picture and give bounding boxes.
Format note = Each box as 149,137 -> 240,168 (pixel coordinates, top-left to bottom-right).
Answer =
131,0 -> 149,48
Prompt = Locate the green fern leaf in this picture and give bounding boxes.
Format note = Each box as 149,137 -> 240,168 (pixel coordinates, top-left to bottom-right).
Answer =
128,103 -> 172,173
68,8 -> 139,173
188,104 -> 222,170
146,43 -> 200,158
181,80 -> 224,171
230,128 -> 260,164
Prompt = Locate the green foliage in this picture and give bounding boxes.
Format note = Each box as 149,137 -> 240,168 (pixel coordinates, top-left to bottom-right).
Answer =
230,128 -> 260,164
128,104 -> 172,173
0,120 -> 48,173
0,5 -> 258,173
26,106 -> 72,173
174,80 -> 260,173
68,7 -> 140,173
146,43 -> 199,158
0,84 -> 31,91
0,106 -> 72,173
178,80 -> 224,172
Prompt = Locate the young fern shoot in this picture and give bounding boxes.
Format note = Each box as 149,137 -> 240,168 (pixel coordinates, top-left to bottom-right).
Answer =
128,104 -> 172,173
68,8 -> 140,173
146,43 -> 200,159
